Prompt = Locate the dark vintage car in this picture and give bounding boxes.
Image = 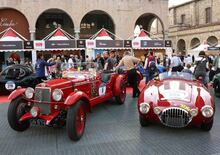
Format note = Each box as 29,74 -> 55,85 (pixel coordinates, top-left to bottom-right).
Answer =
138,72 -> 215,131
0,65 -> 39,95
7,63 -> 126,141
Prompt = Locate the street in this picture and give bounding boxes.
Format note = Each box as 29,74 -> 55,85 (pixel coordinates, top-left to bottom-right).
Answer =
0,90 -> 220,155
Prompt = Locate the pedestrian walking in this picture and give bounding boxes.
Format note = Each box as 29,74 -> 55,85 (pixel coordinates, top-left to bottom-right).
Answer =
116,51 -> 141,98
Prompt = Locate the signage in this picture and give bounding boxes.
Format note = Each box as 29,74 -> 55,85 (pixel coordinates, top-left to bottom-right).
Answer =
96,40 -> 123,48
77,40 -> 86,48
0,18 -> 17,27
24,41 -> 34,49
0,41 -> 23,50
132,40 -> 141,48
165,40 -> 172,47
45,40 -> 76,49
124,40 -> 132,48
141,40 -> 164,47
86,40 -> 96,48
34,40 -> 45,50
208,47 -> 220,50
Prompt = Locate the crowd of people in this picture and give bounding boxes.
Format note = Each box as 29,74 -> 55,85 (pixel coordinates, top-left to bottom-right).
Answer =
4,49 -> 220,97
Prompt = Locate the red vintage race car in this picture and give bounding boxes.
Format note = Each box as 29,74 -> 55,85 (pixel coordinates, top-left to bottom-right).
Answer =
7,63 -> 126,141
138,72 -> 215,131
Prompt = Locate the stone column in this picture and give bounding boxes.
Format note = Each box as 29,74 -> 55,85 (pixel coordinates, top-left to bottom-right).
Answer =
29,29 -> 36,41
29,29 -> 36,67
74,27 -> 80,39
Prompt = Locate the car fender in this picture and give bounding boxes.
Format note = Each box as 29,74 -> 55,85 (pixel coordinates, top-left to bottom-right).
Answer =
64,91 -> 91,112
114,75 -> 125,95
8,88 -> 26,100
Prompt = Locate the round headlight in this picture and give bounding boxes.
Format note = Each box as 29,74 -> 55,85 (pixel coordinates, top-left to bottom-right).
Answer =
201,105 -> 214,118
154,107 -> 161,115
139,102 -> 150,114
25,87 -> 34,99
190,108 -> 198,117
52,89 -> 63,101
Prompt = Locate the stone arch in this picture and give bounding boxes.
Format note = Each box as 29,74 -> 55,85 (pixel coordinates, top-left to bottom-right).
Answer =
135,13 -> 164,36
80,10 -> 115,39
35,8 -> 74,39
0,8 -> 30,39
207,36 -> 218,46
177,39 -> 186,52
190,38 -> 200,48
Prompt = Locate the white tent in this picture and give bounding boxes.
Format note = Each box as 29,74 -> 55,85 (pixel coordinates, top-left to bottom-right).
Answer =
188,43 -> 210,57
134,30 -> 152,40
0,27 -> 27,41
94,29 -> 113,40
43,27 -> 75,40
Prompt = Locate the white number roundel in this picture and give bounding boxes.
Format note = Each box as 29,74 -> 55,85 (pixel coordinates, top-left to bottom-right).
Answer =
99,83 -> 106,96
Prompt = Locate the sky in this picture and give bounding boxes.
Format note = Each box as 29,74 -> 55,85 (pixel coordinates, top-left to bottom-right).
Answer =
169,0 -> 192,7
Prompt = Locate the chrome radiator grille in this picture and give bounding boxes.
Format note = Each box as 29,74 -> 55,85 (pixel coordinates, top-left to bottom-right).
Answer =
160,108 -> 191,128
34,88 -> 51,103
34,88 -> 51,114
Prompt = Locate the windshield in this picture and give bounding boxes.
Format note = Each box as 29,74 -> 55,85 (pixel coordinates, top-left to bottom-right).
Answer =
61,62 -> 99,79
159,72 -> 193,81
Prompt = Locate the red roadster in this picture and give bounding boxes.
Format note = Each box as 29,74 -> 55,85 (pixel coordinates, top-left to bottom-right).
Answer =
7,63 -> 126,141
138,72 -> 215,131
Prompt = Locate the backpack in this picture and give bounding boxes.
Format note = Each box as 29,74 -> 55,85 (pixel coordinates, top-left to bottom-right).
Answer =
147,56 -> 157,75
194,58 -> 207,77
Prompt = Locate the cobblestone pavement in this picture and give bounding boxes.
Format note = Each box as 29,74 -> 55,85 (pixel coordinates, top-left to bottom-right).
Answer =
0,93 -> 220,155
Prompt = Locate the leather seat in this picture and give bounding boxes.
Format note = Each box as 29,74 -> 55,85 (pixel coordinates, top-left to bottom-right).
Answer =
101,73 -> 112,83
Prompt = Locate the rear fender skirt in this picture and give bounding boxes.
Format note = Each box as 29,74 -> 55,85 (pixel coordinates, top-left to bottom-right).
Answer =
8,88 -> 26,100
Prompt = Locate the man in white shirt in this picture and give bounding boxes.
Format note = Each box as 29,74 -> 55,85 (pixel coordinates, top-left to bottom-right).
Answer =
68,54 -> 74,68
170,54 -> 182,72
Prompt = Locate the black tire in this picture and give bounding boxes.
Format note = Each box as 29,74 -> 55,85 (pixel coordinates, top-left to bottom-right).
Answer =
115,79 -> 126,105
201,119 -> 213,131
7,96 -> 30,131
139,115 -> 149,127
66,100 -> 86,141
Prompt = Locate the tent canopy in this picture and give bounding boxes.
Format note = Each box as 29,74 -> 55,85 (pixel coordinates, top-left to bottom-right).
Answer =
0,27 -> 27,41
134,30 -> 152,40
90,28 -> 123,40
43,27 -> 75,40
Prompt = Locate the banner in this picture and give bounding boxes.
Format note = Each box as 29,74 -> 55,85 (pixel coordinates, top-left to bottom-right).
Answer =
141,40 -> 164,47
45,40 -> 76,49
0,41 -> 23,50
86,40 -> 96,48
132,40 -> 141,48
124,40 -> 132,48
208,47 -> 220,50
34,40 -> 45,50
24,41 -> 34,49
77,40 -> 86,48
96,40 -> 123,48
165,40 -> 172,47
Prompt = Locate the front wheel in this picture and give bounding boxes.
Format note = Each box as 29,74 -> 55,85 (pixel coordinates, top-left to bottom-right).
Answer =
201,119 -> 213,131
139,115 -> 149,127
115,79 -> 126,105
66,100 -> 86,141
7,96 -> 30,131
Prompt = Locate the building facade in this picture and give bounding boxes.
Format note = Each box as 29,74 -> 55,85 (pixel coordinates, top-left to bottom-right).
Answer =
0,0 -> 169,40
169,0 -> 220,53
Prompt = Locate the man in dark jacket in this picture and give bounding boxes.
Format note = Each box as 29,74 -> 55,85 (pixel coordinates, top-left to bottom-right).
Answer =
35,52 -> 56,83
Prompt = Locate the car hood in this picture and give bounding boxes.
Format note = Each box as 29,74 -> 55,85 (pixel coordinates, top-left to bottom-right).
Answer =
143,80 -> 212,108
36,78 -> 86,89
158,80 -> 192,103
